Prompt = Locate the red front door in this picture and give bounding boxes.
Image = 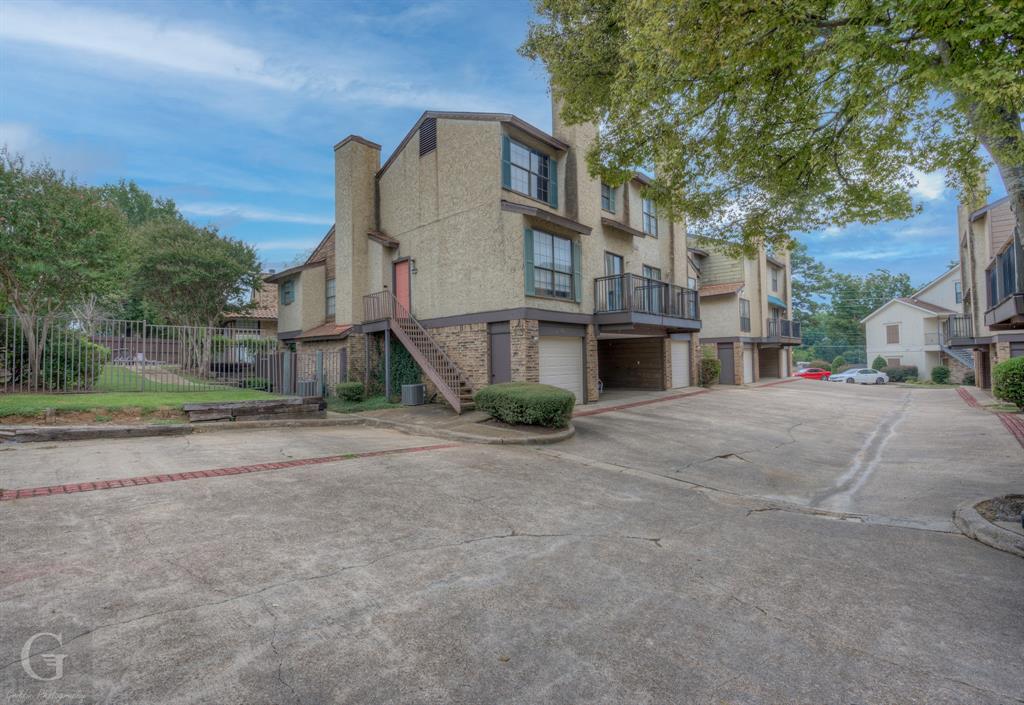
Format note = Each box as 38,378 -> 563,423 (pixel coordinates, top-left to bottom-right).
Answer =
393,260 -> 411,313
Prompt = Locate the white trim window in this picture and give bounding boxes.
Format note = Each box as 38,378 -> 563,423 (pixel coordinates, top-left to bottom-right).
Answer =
642,198 -> 658,236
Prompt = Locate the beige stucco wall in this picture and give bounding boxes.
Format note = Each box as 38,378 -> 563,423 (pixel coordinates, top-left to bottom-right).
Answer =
864,301 -> 943,375
275,266 -> 326,334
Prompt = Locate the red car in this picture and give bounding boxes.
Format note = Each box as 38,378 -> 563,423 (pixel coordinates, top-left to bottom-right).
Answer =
794,367 -> 831,380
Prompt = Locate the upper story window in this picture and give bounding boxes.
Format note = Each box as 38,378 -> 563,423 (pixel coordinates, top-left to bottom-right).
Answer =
326,278 -> 336,316
524,228 -> 580,302
771,267 -> 779,292
687,276 -> 698,290
886,324 -> 900,344
954,280 -> 962,304
642,198 -> 658,236
739,298 -> 751,332
601,183 -> 616,213
279,279 -> 296,306
502,136 -> 558,208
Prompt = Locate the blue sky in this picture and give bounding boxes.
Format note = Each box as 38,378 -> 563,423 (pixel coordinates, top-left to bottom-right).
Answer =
0,0 -> 1006,285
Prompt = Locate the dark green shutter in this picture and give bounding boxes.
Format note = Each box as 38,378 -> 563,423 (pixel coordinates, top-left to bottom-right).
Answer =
501,135 -> 511,189
548,158 -> 558,208
524,228 -> 535,295
572,239 -> 582,303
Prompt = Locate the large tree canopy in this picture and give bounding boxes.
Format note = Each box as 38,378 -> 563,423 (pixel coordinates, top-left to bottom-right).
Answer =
522,1 -> 1024,254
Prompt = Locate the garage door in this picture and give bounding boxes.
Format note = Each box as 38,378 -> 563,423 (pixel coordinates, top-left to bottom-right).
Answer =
671,340 -> 690,388
742,345 -> 754,384
539,336 -> 583,400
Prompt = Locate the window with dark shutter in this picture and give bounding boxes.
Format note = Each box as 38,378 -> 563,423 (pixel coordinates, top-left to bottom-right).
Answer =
419,117 -> 437,156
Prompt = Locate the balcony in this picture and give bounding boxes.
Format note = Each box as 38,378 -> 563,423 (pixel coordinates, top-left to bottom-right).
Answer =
764,318 -> 801,342
594,274 -> 700,330
943,314 -> 974,343
984,292 -> 1024,329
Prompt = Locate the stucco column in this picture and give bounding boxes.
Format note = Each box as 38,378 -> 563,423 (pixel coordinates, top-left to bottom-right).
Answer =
334,135 -> 381,326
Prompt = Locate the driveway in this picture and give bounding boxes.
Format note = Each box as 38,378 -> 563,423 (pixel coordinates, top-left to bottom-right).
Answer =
1,382 -> 1021,704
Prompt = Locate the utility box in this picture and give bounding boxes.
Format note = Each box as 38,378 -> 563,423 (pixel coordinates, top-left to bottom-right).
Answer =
401,383 -> 426,406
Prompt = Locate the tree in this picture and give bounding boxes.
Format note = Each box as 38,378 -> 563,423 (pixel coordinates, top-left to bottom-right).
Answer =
98,180 -> 179,228
132,219 -> 260,371
522,2 -> 1023,257
0,150 -> 126,385
790,241 -> 833,320
872,355 -> 888,371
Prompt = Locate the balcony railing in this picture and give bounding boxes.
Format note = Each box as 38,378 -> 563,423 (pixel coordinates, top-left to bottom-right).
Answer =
765,318 -> 801,339
594,273 -> 699,320
943,314 -> 974,340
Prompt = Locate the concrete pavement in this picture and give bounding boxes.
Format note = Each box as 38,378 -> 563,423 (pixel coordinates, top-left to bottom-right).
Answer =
1,382 -> 1021,704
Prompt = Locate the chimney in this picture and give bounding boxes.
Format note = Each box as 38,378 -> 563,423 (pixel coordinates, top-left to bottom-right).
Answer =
334,135 -> 381,325
550,90 -> 599,223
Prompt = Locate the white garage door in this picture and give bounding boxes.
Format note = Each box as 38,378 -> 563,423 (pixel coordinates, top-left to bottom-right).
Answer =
742,345 -> 754,384
539,336 -> 583,400
671,340 -> 690,388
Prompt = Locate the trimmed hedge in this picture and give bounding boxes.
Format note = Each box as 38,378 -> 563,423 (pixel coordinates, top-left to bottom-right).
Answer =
993,357 -> 1024,410
831,355 -> 846,372
808,359 -> 832,372
883,364 -> 918,382
474,382 -> 575,428
931,365 -> 950,384
336,381 -> 365,401
871,355 -> 887,371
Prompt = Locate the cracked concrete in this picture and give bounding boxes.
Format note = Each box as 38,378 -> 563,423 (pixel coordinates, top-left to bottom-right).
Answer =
1,382 -> 1021,704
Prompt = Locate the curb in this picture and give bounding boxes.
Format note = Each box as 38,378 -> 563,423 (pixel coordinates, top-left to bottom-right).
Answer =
0,416 -> 574,446
953,498 -> 1024,558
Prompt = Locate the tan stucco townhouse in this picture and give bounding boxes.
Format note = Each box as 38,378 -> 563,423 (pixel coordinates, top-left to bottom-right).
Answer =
269,100 -> 706,411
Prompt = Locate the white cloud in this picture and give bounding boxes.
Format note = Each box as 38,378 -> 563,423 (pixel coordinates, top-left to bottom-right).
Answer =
253,238 -> 326,251
910,169 -> 946,201
0,122 -> 40,154
827,248 -> 917,261
0,1 -> 298,89
181,203 -> 332,225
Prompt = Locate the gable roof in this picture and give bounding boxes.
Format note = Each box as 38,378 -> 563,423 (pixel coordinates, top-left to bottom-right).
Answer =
911,264 -> 959,299
970,195 -> 1010,221
859,296 -> 955,323
377,111 -> 569,178
698,281 -> 745,298
223,277 -> 278,321
296,323 -> 352,341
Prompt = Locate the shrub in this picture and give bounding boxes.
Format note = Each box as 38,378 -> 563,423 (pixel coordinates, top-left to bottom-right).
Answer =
993,357 -> 1024,410
831,355 -> 846,372
809,359 -> 832,372
699,357 -> 722,387
336,381 -> 365,401
882,365 -> 918,383
904,376 -> 919,383
474,382 -> 575,428
871,355 -> 887,371
241,376 -> 271,391
931,366 -> 950,384
963,370 -> 976,386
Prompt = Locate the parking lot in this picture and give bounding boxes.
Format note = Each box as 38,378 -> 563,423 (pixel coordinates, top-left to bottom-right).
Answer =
2,380 -> 1022,704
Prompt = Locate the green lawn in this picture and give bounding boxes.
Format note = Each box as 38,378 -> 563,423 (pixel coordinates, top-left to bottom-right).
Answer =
0,389 -> 278,417
93,365 -> 235,392
326,395 -> 401,414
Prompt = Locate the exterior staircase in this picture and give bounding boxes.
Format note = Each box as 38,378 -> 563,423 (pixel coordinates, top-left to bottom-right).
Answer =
363,291 -> 475,414
941,343 -> 975,369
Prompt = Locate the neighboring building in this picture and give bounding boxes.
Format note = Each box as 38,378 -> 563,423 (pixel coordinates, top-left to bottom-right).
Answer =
947,197 -> 1024,387
860,265 -> 964,379
221,275 -> 279,338
691,244 -> 801,384
277,102 -> 703,410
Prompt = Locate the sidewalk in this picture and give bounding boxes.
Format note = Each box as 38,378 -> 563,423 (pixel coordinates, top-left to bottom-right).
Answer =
352,404 -> 573,444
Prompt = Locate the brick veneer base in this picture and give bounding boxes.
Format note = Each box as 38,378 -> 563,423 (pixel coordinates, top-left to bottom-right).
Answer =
1,443 -> 459,502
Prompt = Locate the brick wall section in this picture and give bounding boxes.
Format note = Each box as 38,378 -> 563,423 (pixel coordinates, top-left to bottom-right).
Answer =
511,319 -> 540,383
944,352 -> 971,383
690,334 -> 701,387
347,332 -> 368,384
661,337 -> 672,389
751,344 -> 760,382
585,324 -> 599,402
425,322 -> 490,389
994,341 -> 1012,367
732,341 -> 743,385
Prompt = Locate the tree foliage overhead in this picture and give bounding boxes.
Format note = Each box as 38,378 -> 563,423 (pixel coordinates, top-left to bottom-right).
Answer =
522,1 -> 1024,253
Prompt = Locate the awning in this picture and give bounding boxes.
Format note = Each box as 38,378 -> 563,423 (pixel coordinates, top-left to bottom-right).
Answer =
767,295 -> 787,309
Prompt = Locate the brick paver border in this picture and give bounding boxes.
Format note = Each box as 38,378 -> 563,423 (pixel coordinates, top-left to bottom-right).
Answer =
752,377 -> 803,389
956,386 -> 1024,450
0,443 -> 460,502
957,387 -> 981,408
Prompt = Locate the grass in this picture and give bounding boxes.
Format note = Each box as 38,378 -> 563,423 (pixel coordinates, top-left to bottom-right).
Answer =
0,389 -> 278,417
326,395 -> 401,414
93,365 -> 237,392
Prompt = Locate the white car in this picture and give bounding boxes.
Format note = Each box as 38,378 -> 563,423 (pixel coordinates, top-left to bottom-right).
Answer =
830,368 -> 889,385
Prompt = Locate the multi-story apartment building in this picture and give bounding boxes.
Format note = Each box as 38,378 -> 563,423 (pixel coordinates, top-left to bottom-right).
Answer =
691,244 -> 801,384
947,197 -> 1024,387
270,102 -> 703,411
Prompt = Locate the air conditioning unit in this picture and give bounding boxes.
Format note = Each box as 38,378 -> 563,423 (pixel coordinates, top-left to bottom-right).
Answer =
401,383 -> 426,406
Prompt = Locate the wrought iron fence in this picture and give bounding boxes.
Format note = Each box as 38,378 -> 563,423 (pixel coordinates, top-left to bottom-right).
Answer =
0,315 -> 346,396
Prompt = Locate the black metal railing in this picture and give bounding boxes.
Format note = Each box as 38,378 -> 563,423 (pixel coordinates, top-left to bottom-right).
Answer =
943,314 -> 974,340
594,273 -> 699,320
765,318 -> 801,339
